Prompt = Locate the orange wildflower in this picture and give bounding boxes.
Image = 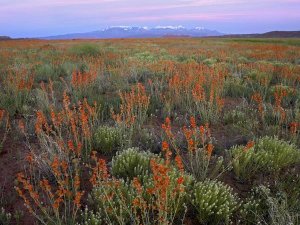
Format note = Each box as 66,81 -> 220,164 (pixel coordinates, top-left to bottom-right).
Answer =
175,155 -> 184,172
289,122 -> 299,135
190,116 -> 196,129
252,92 -> 264,117
18,119 -> 25,134
244,140 -> 255,152
206,143 -> 214,158
162,117 -> 173,138
0,109 -> 5,121
132,178 -> 143,194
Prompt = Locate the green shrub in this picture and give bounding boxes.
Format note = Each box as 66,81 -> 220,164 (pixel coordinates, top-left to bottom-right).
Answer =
88,171 -> 191,225
229,144 -> 258,181
192,180 -> 240,224
88,157 -> 192,225
34,63 -> 67,83
0,87 -> 34,116
0,208 -> 11,225
229,136 -> 300,181
224,77 -> 249,98
78,207 -> 103,225
89,179 -> 135,225
276,169 -> 300,211
69,43 -> 100,58
224,108 -> 248,125
241,185 -> 300,225
240,185 -> 269,224
93,126 -> 122,155
111,148 -> 156,183
256,136 -> 300,172
185,148 -> 224,182
132,128 -> 160,153
203,58 -> 217,66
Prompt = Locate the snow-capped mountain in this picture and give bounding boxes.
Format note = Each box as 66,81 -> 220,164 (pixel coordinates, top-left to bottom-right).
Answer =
44,26 -> 223,39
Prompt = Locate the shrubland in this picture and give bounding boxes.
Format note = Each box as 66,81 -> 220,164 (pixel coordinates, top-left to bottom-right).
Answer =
0,38 -> 299,224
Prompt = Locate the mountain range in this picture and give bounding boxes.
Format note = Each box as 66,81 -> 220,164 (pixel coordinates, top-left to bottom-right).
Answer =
2,28 -> 300,40
44,26 -> 223,39
0,36 -> 12,40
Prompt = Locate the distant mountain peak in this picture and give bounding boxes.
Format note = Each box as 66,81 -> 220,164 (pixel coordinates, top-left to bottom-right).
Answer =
44,26 -> 223,39
154,25 -> 185,30
0,36 -> 12,40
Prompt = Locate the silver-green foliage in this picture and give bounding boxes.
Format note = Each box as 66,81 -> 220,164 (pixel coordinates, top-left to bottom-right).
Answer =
0,208 -> 11,225
229,136 -> 300,180
241,185 -> 299,225
93,126 -> 122,155
77,207 -> 102,225
111,148 -> 156,183
185,148 -> 224,182
192,180 -> 240,224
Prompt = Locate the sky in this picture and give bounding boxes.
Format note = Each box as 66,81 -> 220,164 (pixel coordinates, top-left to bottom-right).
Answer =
1,0 -> 300,38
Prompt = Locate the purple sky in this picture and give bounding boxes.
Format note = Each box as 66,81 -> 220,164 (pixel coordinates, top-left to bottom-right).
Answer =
1,0 -> 300,38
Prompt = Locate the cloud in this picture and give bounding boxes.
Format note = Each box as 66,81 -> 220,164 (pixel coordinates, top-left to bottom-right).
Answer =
1,0 -> 299,37
109,12 -> 247,22
1,0 -> 120,10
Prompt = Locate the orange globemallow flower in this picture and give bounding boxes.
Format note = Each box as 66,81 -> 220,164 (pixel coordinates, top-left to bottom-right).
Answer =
192,83 -> 205,102
289,122 -> 299,135
183,126 -> 195,152
74,191 -> 84,208
177,176 -> 184,185
25,153 -> 34,164
0,109 -> 6,121
199,125 -> 205,135
161,141 -> 172,164
206,143 -> 214,158
40,179 -> 52,193
18,119 -> 25,134
175,155 -> 184,172
244,140 -> 255,152
132,177 -> 143,194
90,158 -> 109,186
112,83 -> 149,127
35,110 -> 45,135
251,92 -> 264,116
162,141 -> 169,151
190,116 -> 196,129
51,157 -> 61,177
162,117 -> 173,138
67,140 -> 75,153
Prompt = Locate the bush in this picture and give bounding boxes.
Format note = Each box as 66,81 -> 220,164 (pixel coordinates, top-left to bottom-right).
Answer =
93,126 -> 122,155
88,155 -> 191,225
224,77 -> 249,98
276,169 -> 300,211
229,136 -> 300,181
256,136 -> 300,171
240,185 -> 269,224
132,128 -> 160,153
34,64 -> 67,83
111,148 -> 156,183
90,179 -> 135,225
69,43 -> 100,58
241,185 -> 300,225
192,180 -> 240,224
185,148 -> 224,182
203,58 -> 217,66
0,208 -> 11,225
78,207 -> 103,225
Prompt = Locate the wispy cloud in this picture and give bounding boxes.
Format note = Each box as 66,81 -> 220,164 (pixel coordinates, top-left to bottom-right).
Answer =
1,0 -> 299,37
110,13 -> 245,22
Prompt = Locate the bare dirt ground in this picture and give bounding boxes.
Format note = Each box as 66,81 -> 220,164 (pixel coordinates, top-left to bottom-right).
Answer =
0,135 -> 35,225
